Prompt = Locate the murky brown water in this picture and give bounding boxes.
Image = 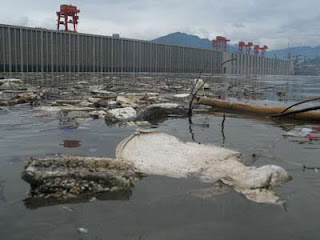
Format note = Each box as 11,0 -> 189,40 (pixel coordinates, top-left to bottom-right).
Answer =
0,75 -> 319,240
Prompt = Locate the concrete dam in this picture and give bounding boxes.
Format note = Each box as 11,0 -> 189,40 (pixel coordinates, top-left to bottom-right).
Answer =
0,24 -> 294,75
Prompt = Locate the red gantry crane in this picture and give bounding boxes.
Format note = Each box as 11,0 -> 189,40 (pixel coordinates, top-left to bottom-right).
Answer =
238,41 -> 268,57
57,4 -> 80,32
254,45 -> 260,57
238,41 -> 245,53
244,42 -> 253,55
212,36 -> 230,52
259,45 -> 268,58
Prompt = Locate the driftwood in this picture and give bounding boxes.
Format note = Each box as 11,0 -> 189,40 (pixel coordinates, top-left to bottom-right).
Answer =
270,106 -> 320,118
0,99 -> 18,106
280,97 -> 320,113
53,100 -> 81,106
197,97 -> 320,121
0,96 -> 33,106
94,95 -> 117,99
188,58 -> 237,115
0,91 -> 45,106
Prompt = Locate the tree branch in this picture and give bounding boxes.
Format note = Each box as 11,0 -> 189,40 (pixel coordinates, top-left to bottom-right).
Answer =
188,58 -> 237,116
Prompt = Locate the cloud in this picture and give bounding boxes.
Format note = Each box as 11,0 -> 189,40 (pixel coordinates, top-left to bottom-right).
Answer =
0,0 -> 319,50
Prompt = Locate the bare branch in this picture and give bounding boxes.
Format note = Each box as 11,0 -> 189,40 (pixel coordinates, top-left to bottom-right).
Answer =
281,97 -> 320,113
270,106 -> 320,118
188,58 -> 237,116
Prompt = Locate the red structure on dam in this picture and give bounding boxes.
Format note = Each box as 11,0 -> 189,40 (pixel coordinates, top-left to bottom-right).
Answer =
212,36 -> 230,52
57,4 -> 80,32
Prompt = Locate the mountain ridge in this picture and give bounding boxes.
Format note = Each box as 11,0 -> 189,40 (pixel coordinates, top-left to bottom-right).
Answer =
152,32 -> 320,59
152,32 -> 238,52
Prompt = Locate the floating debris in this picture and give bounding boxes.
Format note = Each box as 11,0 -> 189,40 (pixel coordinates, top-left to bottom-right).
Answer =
22,156 -> 141,207
89,197 -> 97,202
89,110 -> 107,119
62,206 -> 73,212
105,107 -> 137,123
116,96 -> 138,108
0,78 -> 24,90
136,103 -> 185,122
127,121 -> 151,126
285,127 -> 320,140
173,93 -> 190,99
78,227 -> 88,234
62,140 -> 81,148
116,129 -> 292,204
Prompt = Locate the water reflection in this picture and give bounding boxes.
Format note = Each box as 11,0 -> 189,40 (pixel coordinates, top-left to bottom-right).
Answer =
24,190 -> 132,209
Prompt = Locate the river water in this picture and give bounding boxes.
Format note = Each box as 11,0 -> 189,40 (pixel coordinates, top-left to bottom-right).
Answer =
0,75 -> 319,240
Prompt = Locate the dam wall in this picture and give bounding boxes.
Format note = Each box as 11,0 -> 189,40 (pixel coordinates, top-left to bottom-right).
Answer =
0,24 -> 293,75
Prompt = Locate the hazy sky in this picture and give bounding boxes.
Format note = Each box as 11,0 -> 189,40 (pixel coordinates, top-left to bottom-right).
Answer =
0,0 -> 319,50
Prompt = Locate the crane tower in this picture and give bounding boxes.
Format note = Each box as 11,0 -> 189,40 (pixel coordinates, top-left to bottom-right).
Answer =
57,4 -> 80,32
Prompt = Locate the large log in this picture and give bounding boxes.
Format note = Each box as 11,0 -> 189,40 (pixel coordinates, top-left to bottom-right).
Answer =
197,97 -> 320,121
